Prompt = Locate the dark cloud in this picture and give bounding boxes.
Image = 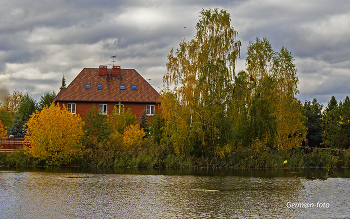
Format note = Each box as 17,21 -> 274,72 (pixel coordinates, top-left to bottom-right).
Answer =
0,0 -> 349,105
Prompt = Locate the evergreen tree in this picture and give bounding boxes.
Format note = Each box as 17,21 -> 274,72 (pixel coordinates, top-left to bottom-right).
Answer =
324,96 -> 337,114
302,98 -> 323,146
8,93 -> 37,137
60,75 -> 67,90
323,96 -> 350,149
139,111 -> 149,138
38,91 -> 56,110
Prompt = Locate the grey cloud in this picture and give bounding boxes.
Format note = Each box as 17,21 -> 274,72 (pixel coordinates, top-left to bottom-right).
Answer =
0,0 -> 349,104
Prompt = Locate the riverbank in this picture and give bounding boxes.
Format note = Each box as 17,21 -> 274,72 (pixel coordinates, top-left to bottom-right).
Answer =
1,146 -> 349,169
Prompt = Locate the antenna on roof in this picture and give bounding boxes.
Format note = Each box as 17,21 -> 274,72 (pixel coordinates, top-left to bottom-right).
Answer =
111,55 -> 116,67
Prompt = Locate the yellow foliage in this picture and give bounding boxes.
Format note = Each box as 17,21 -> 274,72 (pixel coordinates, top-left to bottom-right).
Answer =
122,124 -> 145,151
5,90 -> 23,114
24,103 -> 84,165
215,144 -> 233,159
0,120 -> 7,142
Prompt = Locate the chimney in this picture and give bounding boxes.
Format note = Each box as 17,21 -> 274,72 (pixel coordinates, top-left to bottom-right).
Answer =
99,65 -> 107,76
112,66 -> 121,77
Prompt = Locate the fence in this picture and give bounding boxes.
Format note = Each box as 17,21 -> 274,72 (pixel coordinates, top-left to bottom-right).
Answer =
0,136 -> 25,152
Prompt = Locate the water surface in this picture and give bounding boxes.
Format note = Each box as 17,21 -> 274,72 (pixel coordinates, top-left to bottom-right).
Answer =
1,168 -> 349,218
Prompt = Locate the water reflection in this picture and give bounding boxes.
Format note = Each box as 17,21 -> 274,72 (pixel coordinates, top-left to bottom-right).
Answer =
0,168 -> 349,218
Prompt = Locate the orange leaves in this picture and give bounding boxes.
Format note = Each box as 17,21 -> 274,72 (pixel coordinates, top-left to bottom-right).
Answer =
0,119 -> 7,141
24,103 -> 84,165
122,124 -> 145,151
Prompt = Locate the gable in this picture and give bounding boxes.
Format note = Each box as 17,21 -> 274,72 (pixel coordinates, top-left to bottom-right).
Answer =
54,68 -> 160,103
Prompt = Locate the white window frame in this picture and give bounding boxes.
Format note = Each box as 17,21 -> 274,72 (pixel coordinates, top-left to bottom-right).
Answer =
67,103 -> 76,114
99,104 -> 108,115
115,103 -> 124,114
146,105 -> 155,116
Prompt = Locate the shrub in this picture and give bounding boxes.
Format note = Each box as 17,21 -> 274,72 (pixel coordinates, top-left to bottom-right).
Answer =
24,103 -> 84,166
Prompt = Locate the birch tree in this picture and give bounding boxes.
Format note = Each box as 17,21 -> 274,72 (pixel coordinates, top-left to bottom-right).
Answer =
163,8 -> 241,156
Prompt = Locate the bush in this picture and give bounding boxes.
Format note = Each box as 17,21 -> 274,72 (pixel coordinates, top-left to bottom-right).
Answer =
24,103 -> 84,166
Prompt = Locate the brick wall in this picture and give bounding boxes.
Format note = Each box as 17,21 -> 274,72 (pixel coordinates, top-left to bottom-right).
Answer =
57,101 -> 160,123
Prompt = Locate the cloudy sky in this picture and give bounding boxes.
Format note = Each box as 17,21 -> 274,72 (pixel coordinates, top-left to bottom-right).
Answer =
1,0 -> 349,106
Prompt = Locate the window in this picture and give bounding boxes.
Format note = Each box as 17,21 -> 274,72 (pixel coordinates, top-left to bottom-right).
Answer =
115,103 -> 124,114
120,85 -> 125,90
67,103 -> 76,114
131,85 -> 137,90
99,104 -> 107,115
146,105 -> 155,116
85,84 -> 90,89
97,84 -> 102,90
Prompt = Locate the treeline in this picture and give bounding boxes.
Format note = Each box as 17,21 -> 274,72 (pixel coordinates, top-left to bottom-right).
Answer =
302,96 -> 350,149
1,8 -> 349,168
0,91 -> 56,138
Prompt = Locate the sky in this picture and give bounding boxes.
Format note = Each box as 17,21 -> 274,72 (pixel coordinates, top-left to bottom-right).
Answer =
0,0 -> 350,107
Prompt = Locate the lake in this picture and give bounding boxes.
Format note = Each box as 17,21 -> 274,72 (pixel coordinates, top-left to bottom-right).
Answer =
1,168 -> 349,218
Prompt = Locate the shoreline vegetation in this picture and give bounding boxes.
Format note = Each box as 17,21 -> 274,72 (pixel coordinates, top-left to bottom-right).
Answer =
0,143 -> 349,169
1,9 -> 350,169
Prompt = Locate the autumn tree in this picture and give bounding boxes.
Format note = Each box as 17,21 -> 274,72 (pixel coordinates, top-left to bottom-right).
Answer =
0,119 -> 7,141
4,90 -> 23,115
233,38 -> 306,150
107,104 -> 137,135
163,8 -> 241,156
24,103 -> 84,165
0,88 -> 8,108
122,124 -> 145,153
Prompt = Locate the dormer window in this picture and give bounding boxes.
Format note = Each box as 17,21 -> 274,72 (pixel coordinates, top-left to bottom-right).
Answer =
85,84 -> 90,89
97,84 -> 102,90
132,85 -> 137,90
120,85 -> 125,90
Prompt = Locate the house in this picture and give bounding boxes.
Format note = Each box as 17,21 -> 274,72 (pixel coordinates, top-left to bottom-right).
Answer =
53,65 -> 160,121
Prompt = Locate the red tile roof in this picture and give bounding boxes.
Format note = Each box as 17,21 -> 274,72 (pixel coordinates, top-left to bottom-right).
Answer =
54,68 -> 160,103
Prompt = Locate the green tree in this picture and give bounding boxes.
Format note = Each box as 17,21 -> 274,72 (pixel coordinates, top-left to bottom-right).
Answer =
83,105 -> 111,146
0,106 -> 14,129
232,38 -> 306,150
8,93 -> 37,138
302,98 -> 323,146
324,96 -> 337,114
60,75 -> 67,90
17,93 -> 37,121
107,104 -> 137,135
7,115 -> 26,138
323,96 -> 350,149
150,112 -> 164,145
38,91 -> 56,110
163,8 -> 241,156
139,111 -> 149,137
